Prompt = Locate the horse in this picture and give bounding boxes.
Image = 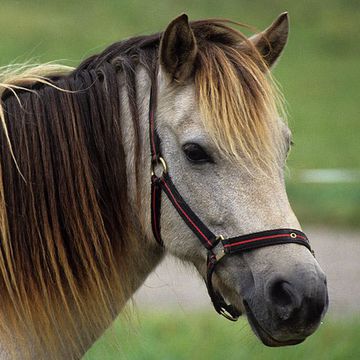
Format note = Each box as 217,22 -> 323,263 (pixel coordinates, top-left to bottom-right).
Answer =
0,12 -> 328,359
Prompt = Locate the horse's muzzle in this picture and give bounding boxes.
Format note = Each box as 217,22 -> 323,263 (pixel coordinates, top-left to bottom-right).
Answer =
244,266 -> 329,346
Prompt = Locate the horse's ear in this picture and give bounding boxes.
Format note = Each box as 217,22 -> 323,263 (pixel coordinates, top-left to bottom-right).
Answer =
246,12 -> 289,69
160,14 -> 197,82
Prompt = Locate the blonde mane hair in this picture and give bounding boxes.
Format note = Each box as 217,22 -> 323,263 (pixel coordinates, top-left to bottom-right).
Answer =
191,20 -> 286,170
0,19 -> 286,359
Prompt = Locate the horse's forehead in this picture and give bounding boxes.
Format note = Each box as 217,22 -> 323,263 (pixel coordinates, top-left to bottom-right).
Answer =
171,83 -> 196,110
160,83 -> 203,131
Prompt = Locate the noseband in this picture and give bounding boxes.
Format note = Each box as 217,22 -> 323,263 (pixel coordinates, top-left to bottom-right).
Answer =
148,84 -> 313,321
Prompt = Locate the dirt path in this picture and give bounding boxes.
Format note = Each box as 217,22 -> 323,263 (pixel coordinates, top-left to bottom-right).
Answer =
134,226 -> 360,317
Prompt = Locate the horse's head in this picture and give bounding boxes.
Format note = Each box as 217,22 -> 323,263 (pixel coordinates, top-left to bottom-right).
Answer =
153,14 -> 328,346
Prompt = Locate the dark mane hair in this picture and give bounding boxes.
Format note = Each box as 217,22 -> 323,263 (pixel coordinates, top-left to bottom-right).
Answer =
0,19 -> 284,358
0,32 -> 163,358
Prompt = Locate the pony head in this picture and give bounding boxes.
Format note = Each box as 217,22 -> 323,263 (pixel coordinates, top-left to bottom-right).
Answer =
154,13 -> 328,346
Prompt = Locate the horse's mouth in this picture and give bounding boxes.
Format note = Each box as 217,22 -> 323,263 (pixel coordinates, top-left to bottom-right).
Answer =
243,301 -> 305,347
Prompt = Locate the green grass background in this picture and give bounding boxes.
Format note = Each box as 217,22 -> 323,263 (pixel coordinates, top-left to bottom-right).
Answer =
84,311 -> 360,360
0,2 -> 359,359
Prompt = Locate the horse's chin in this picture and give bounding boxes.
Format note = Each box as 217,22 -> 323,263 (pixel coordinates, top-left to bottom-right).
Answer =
243,301 -> 306,347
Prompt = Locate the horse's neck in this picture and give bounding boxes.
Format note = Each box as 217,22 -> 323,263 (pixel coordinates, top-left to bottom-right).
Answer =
118,65 -> 164,284
117,65 -> 165,294
79,66 -> 164,357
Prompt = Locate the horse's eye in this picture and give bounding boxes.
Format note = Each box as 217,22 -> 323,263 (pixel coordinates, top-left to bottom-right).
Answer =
182,143 -> 213,163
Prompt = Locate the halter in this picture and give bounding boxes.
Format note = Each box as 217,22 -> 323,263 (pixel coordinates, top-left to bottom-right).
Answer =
148,83 -> 313,321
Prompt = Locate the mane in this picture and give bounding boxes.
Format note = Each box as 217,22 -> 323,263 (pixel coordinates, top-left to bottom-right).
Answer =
191,20 -> 286,169
0,19 -> 285,358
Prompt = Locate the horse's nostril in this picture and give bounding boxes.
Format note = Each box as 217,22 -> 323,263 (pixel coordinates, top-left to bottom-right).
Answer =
269,280 -> 297,307
267,279 -> 302,321
266,275 -> 329,327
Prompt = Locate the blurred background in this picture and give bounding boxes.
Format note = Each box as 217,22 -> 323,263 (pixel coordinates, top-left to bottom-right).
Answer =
1,1 -> 359,359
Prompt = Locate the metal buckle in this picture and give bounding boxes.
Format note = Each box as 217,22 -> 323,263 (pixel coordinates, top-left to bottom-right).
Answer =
219,307 -> 239,322
151,156 -> 168,177
215,235 -> 225,262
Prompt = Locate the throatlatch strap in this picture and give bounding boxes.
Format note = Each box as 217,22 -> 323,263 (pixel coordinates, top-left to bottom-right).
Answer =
160,173 -> 218,250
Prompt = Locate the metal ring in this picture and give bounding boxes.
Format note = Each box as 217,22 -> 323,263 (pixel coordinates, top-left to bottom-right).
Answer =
219,307 -> 239,322
290,232 -> 297,239
158,157 -> 167,174
151,156 -> 168,177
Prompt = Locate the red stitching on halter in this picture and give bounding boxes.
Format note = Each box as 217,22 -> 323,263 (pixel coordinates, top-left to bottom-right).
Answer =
223,233 -> 306,248
161,178 -> 213,247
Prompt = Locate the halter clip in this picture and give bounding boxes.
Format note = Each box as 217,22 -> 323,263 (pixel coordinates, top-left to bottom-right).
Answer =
151,156 -> 167,177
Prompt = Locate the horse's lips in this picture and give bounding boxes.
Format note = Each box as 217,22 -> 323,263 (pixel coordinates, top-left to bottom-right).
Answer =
243,301 -> 305,347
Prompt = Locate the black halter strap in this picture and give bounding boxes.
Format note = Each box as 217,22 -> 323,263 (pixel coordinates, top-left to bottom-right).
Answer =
148,83 -> 313,321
